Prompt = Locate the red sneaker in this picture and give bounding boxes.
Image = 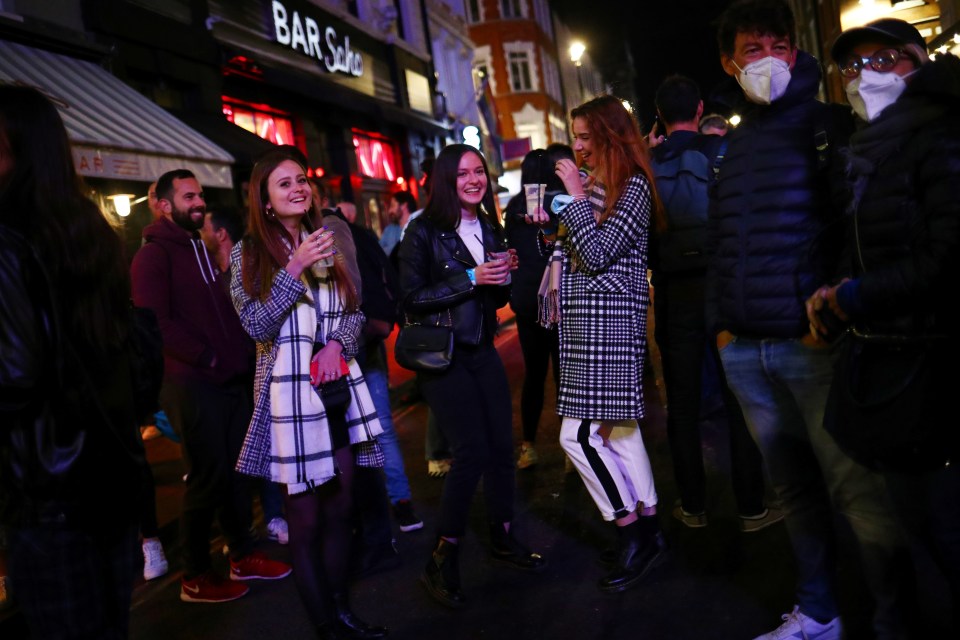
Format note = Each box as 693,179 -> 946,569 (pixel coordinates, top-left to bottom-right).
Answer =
229,550 -> 293,581
180,571 -> 249,603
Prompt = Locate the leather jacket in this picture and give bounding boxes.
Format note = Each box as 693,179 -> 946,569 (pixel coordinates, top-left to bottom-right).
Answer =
397,214 -> 509,346
0,225 -> 143,531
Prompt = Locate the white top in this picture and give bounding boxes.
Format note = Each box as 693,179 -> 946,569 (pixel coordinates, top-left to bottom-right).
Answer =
456,216 -> 485,266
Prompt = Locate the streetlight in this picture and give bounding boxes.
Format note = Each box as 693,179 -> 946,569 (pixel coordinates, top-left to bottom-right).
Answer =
569,41 -> 586,100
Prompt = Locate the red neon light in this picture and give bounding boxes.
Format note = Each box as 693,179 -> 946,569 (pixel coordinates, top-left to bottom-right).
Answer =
352,134 -> 399,181
315,167 -> 326,178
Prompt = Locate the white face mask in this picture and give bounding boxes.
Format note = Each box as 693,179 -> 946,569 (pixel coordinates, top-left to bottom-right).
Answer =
734,56 -> 792,105
845,68 -> 913,122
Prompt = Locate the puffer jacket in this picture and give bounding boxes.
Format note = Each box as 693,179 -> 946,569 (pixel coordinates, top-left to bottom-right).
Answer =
707,50 -> 853,338
835,53 -> 960,337
397,214 -> 509,346
0,225 -> 143,531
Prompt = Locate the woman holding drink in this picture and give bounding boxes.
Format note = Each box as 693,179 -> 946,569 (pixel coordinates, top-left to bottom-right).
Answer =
230,149 -> 386,639
549,95 -> 666,593
397,144 -> 545,609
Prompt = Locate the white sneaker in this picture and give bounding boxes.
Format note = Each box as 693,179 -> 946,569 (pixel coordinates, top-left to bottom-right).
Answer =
753,606 -> 842,640
142,538 -> 169,581
266,517 -> 289,545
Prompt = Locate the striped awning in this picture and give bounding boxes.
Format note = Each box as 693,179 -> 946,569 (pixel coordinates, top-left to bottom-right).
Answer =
0,39 -> 235,188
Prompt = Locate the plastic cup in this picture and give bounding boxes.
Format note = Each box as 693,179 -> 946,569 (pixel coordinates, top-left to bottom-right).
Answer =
309,231 -> 335,277
487,250 -> 511,285
523,183 -> 546,217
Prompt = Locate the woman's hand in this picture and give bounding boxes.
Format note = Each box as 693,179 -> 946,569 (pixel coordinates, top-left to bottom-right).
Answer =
555,158 -> 586,198
524,205 -> 551,226
474,258 -> 510,285
507,248 -> 519,271
286,227 -> 336,279
310,340 -> 344,386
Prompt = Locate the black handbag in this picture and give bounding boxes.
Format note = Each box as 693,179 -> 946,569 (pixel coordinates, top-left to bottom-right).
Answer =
823,330 -> 950,473
394,311 -> 453,373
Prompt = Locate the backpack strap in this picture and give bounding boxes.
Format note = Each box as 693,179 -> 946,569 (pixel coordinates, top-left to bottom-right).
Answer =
712,139 -> 729,181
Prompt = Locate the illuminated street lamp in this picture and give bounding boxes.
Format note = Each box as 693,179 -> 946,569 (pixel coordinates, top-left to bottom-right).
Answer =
569,41 -> 586,100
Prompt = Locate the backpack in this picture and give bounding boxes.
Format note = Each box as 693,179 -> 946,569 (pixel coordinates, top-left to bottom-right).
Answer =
651,145 -> 715,274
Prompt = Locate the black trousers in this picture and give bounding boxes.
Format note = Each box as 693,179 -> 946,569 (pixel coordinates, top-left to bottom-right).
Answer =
653,274 -> 765,516
515,314 -> 559,444
419,343 -> 515,537
160,377 -> 254,577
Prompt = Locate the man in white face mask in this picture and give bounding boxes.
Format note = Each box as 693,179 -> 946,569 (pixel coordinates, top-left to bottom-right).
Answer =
807,20 -> 960,633
709,2 -> 911,640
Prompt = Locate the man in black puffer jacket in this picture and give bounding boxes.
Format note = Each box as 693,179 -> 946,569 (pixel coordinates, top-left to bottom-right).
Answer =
809,18 -> 960,631
707,2 -> 909,639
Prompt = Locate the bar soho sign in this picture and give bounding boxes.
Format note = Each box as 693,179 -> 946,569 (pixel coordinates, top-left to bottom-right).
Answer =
271,0 -> 363,77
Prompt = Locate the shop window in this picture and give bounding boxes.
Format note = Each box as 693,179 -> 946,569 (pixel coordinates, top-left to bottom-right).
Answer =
223,99 -> 295,146
353,131 -> 400,182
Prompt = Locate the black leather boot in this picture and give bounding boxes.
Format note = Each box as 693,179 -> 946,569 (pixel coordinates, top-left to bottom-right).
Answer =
331,593 -> 388,638
420,538 -> 465,608
489,523 -> 547,571
597,515 -> 665,594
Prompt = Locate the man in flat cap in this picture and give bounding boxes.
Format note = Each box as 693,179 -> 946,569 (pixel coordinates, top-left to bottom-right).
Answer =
809,18 -> 960,633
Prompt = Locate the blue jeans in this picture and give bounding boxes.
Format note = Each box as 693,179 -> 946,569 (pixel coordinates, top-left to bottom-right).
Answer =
364,366 -> 412,504
719,336 -> 908,634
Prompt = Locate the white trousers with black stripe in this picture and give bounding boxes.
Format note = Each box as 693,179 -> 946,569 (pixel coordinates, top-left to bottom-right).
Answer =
559,417 -> 658,521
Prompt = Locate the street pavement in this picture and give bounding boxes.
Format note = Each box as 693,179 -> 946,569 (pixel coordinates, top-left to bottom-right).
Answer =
2,315 -> 952,639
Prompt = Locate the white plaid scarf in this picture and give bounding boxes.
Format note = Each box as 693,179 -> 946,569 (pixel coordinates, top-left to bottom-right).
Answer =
268,247 -> 382,495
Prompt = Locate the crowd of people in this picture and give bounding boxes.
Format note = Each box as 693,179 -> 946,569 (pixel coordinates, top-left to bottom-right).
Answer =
1,0 -> 957,638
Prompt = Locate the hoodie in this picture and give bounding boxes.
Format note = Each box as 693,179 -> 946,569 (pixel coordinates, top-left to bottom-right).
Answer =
131,216 -> 253,384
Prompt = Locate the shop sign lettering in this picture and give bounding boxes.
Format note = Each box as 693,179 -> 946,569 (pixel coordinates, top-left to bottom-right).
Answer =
271,0 -> 364,77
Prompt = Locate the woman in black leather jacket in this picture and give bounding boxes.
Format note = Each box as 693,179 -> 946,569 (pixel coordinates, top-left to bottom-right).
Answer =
0,86 -> 143,638
398,144 -> 546,608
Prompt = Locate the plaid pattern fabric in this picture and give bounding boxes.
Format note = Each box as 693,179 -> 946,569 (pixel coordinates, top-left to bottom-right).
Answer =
556,175 -> 653,421
229,241 -> 381,492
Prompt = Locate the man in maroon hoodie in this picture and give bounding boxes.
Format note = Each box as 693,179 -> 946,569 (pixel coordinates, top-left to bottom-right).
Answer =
131,169 -> 291,603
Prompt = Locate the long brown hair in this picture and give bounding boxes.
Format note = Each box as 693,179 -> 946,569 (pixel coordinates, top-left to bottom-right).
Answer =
570,96 -> 665,231
422,144 -> 500,231
241,149 -> 359,310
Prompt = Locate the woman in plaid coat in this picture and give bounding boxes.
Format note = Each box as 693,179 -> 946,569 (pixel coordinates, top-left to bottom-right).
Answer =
231,150 -> 386,639
554,95 -> 666,594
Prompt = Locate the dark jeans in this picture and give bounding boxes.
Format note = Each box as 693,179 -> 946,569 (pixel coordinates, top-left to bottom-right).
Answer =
140,456 -> 161,539
161,377 -> 254,577
8,523 -> 138,639
515,314 -> 559,444
885,463 -> 960,632
419,343 -> 515,537
653,274 -> 765,515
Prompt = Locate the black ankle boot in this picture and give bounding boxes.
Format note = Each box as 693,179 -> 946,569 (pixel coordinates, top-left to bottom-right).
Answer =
331,593 -> 388,639
420,538 -> 465,608
597,515 -> 665,594
489,523 -> 547,571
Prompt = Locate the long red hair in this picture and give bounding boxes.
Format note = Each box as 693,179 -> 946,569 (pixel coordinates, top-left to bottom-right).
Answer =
570,96 -> 665,231
241,150 -> 359,310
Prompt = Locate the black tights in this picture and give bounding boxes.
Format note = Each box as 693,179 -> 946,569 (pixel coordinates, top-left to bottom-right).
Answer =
285,446 -> 355,628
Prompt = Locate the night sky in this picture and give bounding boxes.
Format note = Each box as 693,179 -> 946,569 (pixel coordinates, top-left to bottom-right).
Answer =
551,0 -> 737,129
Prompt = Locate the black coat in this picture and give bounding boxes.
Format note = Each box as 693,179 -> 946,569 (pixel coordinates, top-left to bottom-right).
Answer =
397,214 -> 509,346
707,51 -> 853,338
0,226 -> 143,531
838,53 -> 960,338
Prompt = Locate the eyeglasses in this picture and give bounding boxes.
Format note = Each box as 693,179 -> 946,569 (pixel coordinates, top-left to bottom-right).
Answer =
838,48 -> 915,78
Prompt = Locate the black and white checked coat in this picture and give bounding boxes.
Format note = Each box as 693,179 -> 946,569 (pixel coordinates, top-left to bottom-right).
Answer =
556,174 -> 653,421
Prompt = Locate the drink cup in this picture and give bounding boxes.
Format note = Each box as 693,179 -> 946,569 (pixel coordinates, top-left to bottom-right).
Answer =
487,250 -> 511,285
309,231 -> 335,277
523,183 -> 546,218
